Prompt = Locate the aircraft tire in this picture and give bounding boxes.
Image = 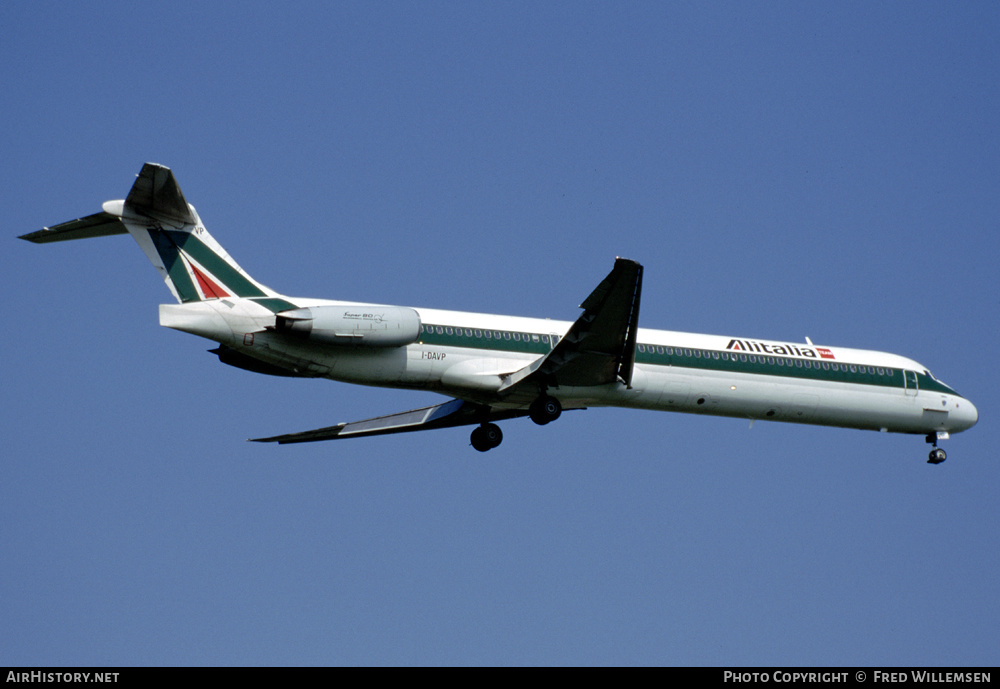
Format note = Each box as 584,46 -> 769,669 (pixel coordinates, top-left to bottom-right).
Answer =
529,396 -> 562,425
928,448 -> 947,464
471,426 -> 491,452
471,424 -> 503,452
483,423 -> 503,448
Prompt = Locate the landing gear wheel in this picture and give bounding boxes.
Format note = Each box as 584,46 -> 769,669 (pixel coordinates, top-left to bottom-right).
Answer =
529,395 -> 562,426
471,423 -> 503,452
927,448 -> 947,464
925,433 -> 947,465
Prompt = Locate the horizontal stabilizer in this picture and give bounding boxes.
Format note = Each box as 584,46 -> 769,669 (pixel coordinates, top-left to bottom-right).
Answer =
19,211 -> 127,244
125,163 -> 197,225
23,163 -> 276,305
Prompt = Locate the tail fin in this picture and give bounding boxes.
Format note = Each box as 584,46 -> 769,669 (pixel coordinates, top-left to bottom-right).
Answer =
20,163 -> 276,304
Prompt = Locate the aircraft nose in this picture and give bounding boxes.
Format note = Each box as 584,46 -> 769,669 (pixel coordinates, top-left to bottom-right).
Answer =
952,397 -> 979,432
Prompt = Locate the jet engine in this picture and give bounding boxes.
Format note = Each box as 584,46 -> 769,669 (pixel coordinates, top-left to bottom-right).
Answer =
274,305 -> 421,347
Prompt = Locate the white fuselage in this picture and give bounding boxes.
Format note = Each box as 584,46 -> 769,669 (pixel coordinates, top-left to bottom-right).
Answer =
26,163 -> 977,456
160,297 -> 979,437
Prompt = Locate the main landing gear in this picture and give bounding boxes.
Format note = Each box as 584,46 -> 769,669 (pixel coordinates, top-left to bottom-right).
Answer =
926,433 -> 947,465
470,395 -> 563,452
471,423 -> 503,452
529,395 -> 562,426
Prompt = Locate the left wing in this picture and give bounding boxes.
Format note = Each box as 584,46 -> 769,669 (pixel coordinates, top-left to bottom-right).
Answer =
249,398 -> 529,444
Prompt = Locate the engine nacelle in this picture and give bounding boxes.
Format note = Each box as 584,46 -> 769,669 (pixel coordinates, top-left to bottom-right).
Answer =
275,305 -> 421,347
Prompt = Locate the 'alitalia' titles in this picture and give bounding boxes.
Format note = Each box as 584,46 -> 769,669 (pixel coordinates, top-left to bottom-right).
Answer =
726,339 -> 835,360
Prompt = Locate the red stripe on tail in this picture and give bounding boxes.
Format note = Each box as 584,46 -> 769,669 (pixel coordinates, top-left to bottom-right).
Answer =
191,264 -> 230,299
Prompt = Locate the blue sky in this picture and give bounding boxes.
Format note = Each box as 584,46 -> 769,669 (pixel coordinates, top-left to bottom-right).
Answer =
3,1 -> 998,666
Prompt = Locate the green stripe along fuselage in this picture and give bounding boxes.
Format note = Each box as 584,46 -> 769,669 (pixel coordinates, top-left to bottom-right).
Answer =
416,322 -> 959,396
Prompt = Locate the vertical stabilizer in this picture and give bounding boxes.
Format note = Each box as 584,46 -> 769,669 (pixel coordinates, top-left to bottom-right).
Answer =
21,163 -> 279,304
113,163 -> 277,303
21,163 -> 280,308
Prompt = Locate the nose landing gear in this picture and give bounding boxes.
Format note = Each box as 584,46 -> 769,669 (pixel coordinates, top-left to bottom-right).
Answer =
926,433 -> 947,464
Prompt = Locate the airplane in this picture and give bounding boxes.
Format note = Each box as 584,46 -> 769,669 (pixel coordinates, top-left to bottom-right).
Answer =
20,163 -> 978,463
